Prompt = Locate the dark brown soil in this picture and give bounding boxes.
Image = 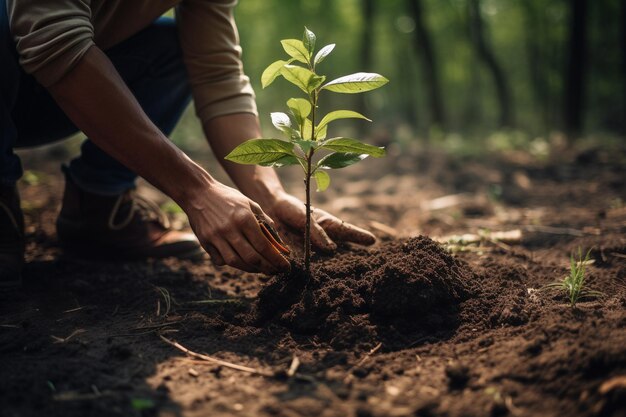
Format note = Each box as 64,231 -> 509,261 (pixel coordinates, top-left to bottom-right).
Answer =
1,142 -> 626,417
257,237 -> 472,350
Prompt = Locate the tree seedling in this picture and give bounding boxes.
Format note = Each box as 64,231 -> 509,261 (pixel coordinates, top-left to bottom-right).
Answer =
225,27 -> 388,277
542,247 -> 604,308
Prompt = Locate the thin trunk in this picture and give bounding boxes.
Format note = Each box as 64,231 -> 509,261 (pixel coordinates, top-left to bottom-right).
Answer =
521,0 -> 549,131
357,0 -> 375,135
564,0 -> 588,139
407,0 -> 445,129
304,161 -> 311,278
468,0 -> 514,128
622,0 -> 626,134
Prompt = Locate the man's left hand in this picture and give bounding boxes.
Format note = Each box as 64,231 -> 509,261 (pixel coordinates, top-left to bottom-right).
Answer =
265,191 -> 376,252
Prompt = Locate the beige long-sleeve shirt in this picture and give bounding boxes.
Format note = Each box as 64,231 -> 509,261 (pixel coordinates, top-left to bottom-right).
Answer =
7,0 -> 257,123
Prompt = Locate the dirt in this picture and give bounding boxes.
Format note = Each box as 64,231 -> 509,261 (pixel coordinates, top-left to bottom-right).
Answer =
1,142 -> 626,417
257,237 -> 472,350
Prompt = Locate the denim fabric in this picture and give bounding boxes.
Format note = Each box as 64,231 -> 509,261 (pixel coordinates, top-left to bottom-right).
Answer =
1,5 -> 191,195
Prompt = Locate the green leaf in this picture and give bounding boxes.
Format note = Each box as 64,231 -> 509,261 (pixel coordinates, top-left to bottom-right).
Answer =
321,72 -> 389,94
131,398 -> 155,411
262,60 -> 288,89
317,152 -> 368,169
287,98 -> 311,125
308,75 -> 326,92
260,154 -> 301,168
225,139 -> 296,165
303,119 -> 313,140
280,65 -> 316,94
303,27 -> 316,55
295,139 -> 315,154
320,138 -> 386,157
271,112 -> 292,131
281,39 -> 310,64
302,118 -> 326,141
314,43 -> 335,66
314,170 -> 330,192
317,110 -> 371,131
316,123 -> 328,140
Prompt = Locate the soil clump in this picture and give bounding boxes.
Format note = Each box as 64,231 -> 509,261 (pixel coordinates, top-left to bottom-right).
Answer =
257,236 -> 472,349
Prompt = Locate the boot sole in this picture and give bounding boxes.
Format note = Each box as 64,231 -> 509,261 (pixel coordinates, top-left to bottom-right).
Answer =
0,275 -> 22,289
59,242 -> 206,262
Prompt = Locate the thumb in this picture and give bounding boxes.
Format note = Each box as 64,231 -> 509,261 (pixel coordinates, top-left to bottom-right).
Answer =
310,215 -> 337,252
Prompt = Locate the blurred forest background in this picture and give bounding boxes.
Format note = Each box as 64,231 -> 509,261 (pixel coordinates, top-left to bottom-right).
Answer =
174,0 -> 625,155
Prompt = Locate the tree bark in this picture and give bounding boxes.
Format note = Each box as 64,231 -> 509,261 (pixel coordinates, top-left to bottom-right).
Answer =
563,0 -> 588,139
622,0 -> 626,134
357,0 -> 375,134
407,0 -> 446,129
467,0 -> 514,128
521,0 -> 550,130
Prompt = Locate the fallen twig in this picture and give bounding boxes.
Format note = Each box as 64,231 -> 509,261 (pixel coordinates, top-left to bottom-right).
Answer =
287,355 -> 300,377
182,299 -> 243,306
158,333 -> 274,377
51,329 -> 86,344
522,225 -> 592,237
343,342 -> 382,384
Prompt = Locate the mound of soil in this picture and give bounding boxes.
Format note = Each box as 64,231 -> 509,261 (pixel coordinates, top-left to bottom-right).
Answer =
256,236 -> 473,349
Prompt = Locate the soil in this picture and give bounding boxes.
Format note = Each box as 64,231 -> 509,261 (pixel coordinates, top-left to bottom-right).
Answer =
1,142 -> 626,417
256,237 -> 472,351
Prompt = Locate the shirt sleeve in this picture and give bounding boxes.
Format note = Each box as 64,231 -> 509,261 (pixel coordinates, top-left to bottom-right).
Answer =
177,0 -> 257,123
7,0 -> 95,87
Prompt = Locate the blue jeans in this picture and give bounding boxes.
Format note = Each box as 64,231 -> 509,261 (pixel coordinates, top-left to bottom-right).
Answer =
1,6 -> 191,195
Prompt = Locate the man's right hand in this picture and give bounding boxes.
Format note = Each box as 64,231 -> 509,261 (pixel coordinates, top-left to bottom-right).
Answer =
182,180 -> 291,274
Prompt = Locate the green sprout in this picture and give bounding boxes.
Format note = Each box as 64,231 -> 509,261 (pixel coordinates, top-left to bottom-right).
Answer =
225,27 -> 388,277
542,247 -> 603,308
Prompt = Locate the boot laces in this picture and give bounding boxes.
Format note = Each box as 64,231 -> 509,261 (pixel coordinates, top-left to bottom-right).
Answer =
107,191 -> 170,231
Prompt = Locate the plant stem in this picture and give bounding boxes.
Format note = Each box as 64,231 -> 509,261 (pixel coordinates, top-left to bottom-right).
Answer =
303,90 -> 318,278
304,154 -> 312,278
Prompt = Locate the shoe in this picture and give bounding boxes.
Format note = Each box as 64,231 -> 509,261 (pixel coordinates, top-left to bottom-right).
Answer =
0,185 -> 24,288
56,173 -> 203,260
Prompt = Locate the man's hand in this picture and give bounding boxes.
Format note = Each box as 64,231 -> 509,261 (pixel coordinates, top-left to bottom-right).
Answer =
183,181 -> 291,274
265,191 -> 376,252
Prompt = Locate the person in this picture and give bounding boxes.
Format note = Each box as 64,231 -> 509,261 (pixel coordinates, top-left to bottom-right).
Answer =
0,0 -> 376,287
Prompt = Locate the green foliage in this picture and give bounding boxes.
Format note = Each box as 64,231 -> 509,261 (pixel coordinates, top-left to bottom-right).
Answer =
131,398 -> 155,411
225,27 -> 388,179
225,27 -> 388,275
542,248 -> 604,308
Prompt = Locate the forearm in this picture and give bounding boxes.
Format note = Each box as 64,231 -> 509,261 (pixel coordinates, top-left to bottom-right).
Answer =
48,46 -> 212,206
203,113 -> 287,208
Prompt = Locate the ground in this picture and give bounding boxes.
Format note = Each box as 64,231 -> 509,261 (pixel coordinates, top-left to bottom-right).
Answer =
1,138 -> 626,417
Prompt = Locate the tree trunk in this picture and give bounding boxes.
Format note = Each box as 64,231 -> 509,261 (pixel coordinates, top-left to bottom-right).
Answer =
357,0 -> 375,134
521,0 -> 550,131
407,0 -> 446,129
467,0 -> 514,128
563,0 -> 588,139
622,0 -> 626,134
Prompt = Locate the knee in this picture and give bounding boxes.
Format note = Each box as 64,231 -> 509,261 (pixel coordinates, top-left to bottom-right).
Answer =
149,17 -> 184,65
0,24 -> 21,102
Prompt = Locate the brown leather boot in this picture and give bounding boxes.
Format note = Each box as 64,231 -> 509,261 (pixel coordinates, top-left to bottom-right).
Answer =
56,174 -> 203,260
0,185 -> 24,288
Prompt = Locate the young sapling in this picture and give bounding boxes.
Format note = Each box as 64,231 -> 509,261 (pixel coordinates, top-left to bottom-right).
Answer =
225,27 -> 388,277
542,247 -> 604,308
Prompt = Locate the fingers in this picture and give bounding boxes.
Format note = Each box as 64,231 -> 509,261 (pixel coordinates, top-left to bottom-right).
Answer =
204,243 -> 225,266
310,217 -> 337,252
208,205 -> 290,274
207,239 -> 256,273
315,209 -> 376,246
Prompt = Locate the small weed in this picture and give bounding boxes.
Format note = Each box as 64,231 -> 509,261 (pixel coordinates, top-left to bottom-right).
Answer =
542,247 -> 604,307
131,398 -> 155,411
155,287 -> 172,316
